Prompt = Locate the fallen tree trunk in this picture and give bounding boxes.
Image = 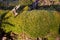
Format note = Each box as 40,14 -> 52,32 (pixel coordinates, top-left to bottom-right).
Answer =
11,4 -> 20,16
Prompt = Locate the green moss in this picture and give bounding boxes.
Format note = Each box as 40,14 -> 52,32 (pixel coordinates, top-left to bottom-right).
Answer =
1,9 -> 59,40
2,10 -> 59,38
